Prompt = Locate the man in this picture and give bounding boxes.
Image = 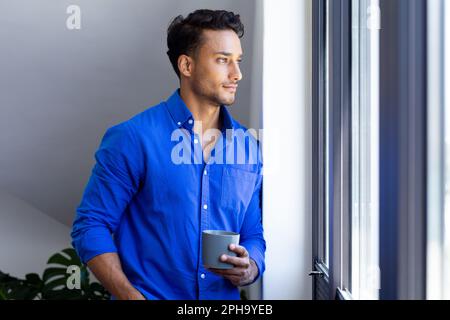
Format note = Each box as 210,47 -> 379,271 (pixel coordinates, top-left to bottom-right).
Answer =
71,9 -> 265,300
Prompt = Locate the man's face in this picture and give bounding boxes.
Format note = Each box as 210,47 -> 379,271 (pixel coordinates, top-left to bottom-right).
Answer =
189,29 -> 243,106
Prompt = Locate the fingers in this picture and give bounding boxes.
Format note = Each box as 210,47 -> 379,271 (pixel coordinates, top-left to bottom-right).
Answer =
228,244 -> 249,258
205,245 -> 250,283
220,254 -> 250,269
227,276 -> 242,286
223,274 -> 245,287
207,269 -> 244,286
208,267 -> 246,277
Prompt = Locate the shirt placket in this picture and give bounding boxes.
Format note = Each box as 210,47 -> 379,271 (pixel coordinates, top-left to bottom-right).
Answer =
195,133 -> 210,299
188,118 -> 231,299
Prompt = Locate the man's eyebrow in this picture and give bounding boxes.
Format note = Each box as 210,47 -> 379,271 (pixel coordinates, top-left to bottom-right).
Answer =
214,51 -> 243,58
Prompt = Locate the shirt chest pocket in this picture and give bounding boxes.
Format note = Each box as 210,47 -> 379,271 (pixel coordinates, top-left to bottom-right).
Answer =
220,166 -> 258,213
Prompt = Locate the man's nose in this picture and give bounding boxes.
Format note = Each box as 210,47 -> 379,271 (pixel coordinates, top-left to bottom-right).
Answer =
229,62 -> 242,82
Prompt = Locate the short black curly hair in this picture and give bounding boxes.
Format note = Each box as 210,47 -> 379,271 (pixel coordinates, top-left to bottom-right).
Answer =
166,9 -> 244,79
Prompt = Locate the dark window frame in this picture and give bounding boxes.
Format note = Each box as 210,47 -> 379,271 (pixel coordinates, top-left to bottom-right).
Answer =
312,0 -> 352,300
379,0 -> 427,300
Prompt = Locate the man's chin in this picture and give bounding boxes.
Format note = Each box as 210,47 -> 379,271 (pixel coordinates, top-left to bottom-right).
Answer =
219,95 -> 236,106
223,100 -> 235,106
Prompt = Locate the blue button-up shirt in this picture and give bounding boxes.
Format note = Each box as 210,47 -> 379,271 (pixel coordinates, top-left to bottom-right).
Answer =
71,89 -> 265,300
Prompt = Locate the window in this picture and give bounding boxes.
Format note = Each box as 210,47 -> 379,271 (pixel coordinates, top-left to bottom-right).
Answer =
312,0 -> 332,300
313,0 -> 381,300
427,0 -> 450,300
350,0 -> 380,300
445,0 -> 450,299
315,0 -> 430,300
323,0 -> 331,268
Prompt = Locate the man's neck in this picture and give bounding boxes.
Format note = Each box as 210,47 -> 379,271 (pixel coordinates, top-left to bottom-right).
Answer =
179,86 -> 222,135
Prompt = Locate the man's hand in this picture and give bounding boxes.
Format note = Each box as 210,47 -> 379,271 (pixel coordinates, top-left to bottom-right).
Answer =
207,244 -> 259,287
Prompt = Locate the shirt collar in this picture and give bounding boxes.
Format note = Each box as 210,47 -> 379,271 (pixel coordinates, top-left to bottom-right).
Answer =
219,101 -> 235,132
165,89 -> 235,132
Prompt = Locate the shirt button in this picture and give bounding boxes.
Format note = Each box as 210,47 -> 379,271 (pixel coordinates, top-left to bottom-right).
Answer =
204,170 -> 207,175
188,119 -> 194,125
194,138 -> 199,144
177,121 -> 181,126
203,204 -> 208,210
200,273 -> 206,279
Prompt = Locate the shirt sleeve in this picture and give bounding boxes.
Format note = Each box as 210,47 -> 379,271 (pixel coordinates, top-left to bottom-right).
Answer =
71,121 -> 143,265
239,161 -> 265,286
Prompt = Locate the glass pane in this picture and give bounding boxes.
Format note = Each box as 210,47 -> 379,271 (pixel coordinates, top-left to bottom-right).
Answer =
324,0 -> 331,267
427,0 -> 450,300
351,0 -> 361,295
350,0 -> 380,299
444,0 -> 450,300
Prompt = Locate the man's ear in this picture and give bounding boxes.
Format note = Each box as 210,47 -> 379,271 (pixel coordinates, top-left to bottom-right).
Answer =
178,54 -> 193,78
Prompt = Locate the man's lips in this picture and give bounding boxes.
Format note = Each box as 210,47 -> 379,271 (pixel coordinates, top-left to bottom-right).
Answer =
223,84 -> 238,92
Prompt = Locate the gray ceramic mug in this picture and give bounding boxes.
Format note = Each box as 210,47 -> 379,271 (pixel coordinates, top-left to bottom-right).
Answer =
202,230 -> 240,269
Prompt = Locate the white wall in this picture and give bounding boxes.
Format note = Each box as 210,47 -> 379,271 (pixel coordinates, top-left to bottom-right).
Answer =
262,0 -> 312,299
0,190 -> 71,279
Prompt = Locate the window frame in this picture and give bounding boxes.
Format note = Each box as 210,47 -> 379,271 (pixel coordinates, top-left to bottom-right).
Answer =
379,0 -> 427,300
312,0 -> 352,300
312,0 -> 331,299
314,0 -> 429,300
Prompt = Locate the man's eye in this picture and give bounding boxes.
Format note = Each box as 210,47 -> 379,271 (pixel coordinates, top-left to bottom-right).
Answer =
218,58 -> 227,63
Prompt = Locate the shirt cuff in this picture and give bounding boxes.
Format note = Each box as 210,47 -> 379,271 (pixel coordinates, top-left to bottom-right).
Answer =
240,241 -> 265,286
73,228 -> 118,265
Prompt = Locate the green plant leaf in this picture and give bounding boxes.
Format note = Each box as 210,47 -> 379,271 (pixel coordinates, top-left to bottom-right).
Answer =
88,282 -> 110,300
47,252 -> 73,266
43,288 -> 83,300
62,248 -> 82,265
0,271 -> 20,284
0,286 -> 8,300
25,273 -> 42,285
43,276 -> 68,292
1,247 -> 111,300
42,267 -> 67,282
8,283 -> 39,300
24,273 -> 43,292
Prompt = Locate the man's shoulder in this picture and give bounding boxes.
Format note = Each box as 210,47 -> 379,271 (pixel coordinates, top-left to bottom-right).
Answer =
102,101 -> 168,143
127,101 -> 167,129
